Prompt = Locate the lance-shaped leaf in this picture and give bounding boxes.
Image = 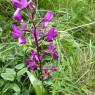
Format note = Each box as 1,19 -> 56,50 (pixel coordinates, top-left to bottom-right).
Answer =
27,71 -> 48,95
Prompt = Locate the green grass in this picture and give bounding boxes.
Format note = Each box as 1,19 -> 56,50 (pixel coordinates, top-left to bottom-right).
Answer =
0,0 -> 95,95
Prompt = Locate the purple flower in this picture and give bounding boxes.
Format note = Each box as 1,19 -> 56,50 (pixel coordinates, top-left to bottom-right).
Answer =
26,58 -> 34,63
44,11 -> 54,22
11,0 -> 31,21
18,36 -> 26,44
43,66 -> 57,72
29,50 -> 43,64
28,64 -> 37,71
45,43 -> 58,60
12,8 -> 22,22
11,0 -> 21,8
49,66 -> 57,72
11,0 -> 31,9
52,52 -> 59,60
11,24 -> 22,39
11,24 -> 27,44
45,43 -> 55,54
22,22 -> 27,30
47,27 -> 58,42
26,58 -> 37,71
42,22 -> 48,30
41,71 -> 51,79
42,11 -> 54,30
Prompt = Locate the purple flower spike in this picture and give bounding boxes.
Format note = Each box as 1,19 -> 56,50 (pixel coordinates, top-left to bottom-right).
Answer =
47,27 -> 58,42
18,36 -> 26,44
12,8 -> 22,22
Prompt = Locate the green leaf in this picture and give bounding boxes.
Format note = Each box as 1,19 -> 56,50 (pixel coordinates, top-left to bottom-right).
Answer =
2,83 -> 20,94
10,83 -> 21,93
27,71 -> 47,95
1,68 -> 16,81
17,68 -> 27,76
0,79 -> 4,87
3,83 -> 11,93
15,63 -> 25,70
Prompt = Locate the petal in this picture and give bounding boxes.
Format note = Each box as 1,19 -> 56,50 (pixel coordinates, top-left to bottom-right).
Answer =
42,22 -> 48,30
21,0 -> 31,9
12,8 -> 22,22
44,11 -> 54,22
11,24 -> 20,31
53,52 -> 58,60
27,63 -> 37,71
12,31 -> 22,39
18,36 -> 26,44
21,0 -> 27,8
39,54 -> 43,60
29,50 -> 37,56
47,27 -> 57,42
47,36 -> 53,42
49,43 -> 55,52
44,50 -> 50,54
11,0 -> 21,8
50,66 -> 57,72
22,22 -> 26,30
26,58 -> 34,63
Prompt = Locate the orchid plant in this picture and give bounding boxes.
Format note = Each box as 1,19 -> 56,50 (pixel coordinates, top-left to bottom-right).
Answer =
11,0 -> 58,81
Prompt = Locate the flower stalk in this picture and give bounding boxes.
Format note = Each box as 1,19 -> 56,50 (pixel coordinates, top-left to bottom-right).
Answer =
31,15 -> 43,81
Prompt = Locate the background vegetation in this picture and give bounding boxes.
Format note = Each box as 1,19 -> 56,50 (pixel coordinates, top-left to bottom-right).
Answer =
0,0 -> 95,95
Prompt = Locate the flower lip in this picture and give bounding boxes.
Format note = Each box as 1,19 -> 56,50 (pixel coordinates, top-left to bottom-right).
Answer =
12,31 -> 22,39
11,24 -> 22,39
12,8 -> 22,22
42,11 -> 54,30
47,27 -> 58,42
18,36 -> 26,44
27,63 -> 37,71
44,43 -> 58,60
44,11 -> 54,22
53,52 -> 58,60
11,0 -> 32,9
50,66 -> 57,72
11,0 -> 21,8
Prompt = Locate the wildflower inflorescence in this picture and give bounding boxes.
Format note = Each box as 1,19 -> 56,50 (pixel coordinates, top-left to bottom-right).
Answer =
11,0 -> 58,80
